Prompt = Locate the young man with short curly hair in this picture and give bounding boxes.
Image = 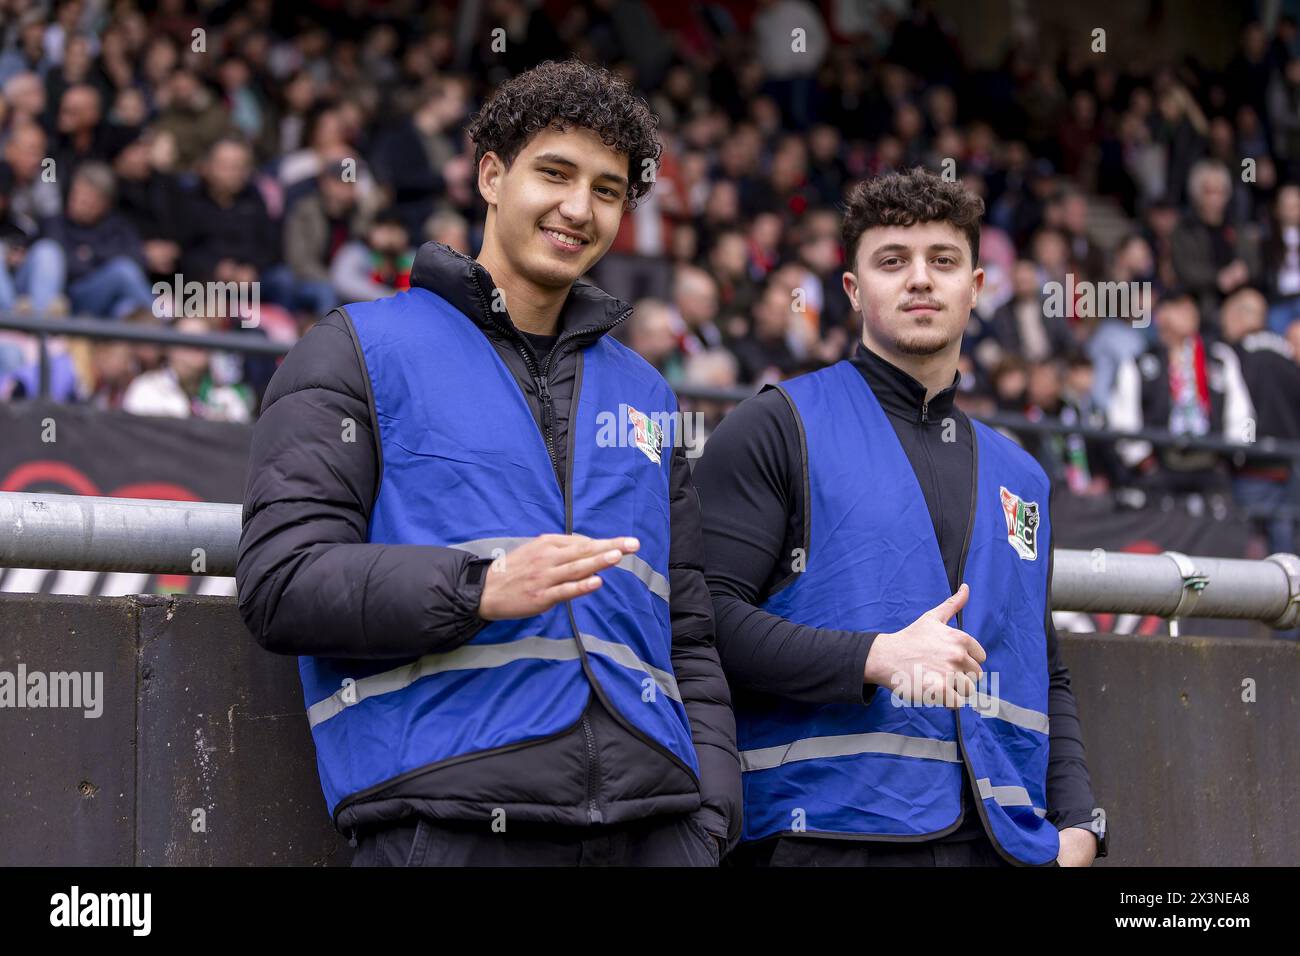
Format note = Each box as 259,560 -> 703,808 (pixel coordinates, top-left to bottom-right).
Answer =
237,59 -> 741,866
694,167 -> 1107,867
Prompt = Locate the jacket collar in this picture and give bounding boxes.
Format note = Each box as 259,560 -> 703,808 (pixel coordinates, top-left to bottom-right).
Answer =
850,339 -> 960,424
409,241 -> 632,345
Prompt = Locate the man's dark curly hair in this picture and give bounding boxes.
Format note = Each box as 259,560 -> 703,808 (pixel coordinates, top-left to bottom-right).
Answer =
842,167 -> 985,268
466,59 -> 662,209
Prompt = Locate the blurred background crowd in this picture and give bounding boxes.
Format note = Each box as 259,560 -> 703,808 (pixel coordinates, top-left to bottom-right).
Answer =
2,0 -> 1300,554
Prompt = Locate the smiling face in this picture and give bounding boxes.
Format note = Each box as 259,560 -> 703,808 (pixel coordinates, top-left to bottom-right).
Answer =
842,221 -> 984,359
477,124 -> 630,291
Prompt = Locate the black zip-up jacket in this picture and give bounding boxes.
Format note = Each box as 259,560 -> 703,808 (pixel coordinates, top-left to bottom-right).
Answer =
236,241 -> 741,850
692,341 -> 1107,858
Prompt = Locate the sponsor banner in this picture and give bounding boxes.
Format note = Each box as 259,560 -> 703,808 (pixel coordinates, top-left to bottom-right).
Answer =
0,401 -> 249,596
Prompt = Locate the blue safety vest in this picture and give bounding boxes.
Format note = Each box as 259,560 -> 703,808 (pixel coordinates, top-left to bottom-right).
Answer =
299,286 -> 699,823
737,360 -> 1059,865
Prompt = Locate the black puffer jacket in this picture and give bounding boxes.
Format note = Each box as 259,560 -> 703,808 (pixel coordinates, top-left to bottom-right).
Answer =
236,241 -> 742,850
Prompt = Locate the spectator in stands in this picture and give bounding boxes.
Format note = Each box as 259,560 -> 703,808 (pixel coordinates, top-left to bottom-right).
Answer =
2,71 -> 45,127
1058,189 -> 1107,279
280,160 -> 374,317
1288,317 -> 1300,364
43,161 -> 154,319
1023,355 -> 1118,496
1085,234 -> 1157,407
707,228 -> 759,319
1154,83 -> 1210,210
680,347 -> 742,447
122,315 -> 254,423
670,265 -> 724,355
4,121 -> 60,222
1171,160 -> 1263,327
625,297 -> 683,383
1060,352 -> 1123,494
1268,56 -> 1300,178
423,208 -> 471,254
0,160 -> 66,322
371,77 -> 470,239
178,137 -> 277,295
1108,291 -> 1254,498
0,17 -> 49,86
991,354 -> 1029,413
1264,182 -> 1300,333
112,128 -> 185,282
793,208 -> 853,342
754,0 -> 829,130
730,275 -> 803,384
1220,287 -> 1300,556
73,339 -> 137,410
330,210 -> 415,303
152,68 -> 233,170
278,105 -> 359,198
987,259 -> 1073,364
49,84 -> 115,194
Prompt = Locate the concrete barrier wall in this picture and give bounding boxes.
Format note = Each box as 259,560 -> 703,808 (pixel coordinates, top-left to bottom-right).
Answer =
1,593 -> 1296,866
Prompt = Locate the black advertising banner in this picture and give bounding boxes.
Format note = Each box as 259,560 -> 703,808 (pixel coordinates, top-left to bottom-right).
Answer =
1051,493 -> 1264,638
0,401 -> 250,596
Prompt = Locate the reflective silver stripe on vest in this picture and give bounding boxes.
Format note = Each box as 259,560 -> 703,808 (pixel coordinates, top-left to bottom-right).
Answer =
579,632 -> 681,703
739,732 -> 961,773
306,632 -> 681,728
307,635 -> 581,728
448,536 -> 670,602
976,777 -> 1048,818
969,691 -> 1050,735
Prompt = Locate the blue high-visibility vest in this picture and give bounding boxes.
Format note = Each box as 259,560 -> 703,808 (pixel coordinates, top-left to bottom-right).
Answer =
737,360 -> 1059,865
299,287 -> 699,824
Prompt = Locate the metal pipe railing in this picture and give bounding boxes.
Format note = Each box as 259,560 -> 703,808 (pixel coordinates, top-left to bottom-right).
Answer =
0,312 -> 290,400
1,492 -> 1297,628
0,313 -> 292,356
0,493 -> 239,576
978,411 -> 1300,462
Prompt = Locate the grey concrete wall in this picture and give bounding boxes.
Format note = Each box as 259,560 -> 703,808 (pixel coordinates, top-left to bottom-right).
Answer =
1,593 -> 1296,865
0,594 -> 347,866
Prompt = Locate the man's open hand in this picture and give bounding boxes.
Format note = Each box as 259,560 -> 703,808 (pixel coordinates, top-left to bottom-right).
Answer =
477,533 -> 640,621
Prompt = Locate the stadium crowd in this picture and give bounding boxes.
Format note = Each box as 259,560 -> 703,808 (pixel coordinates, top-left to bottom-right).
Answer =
1,0 -> 1300,551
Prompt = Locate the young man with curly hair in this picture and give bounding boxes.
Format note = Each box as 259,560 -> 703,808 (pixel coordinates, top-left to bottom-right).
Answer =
694,168 -> 1108,867
237,59 -> 741,866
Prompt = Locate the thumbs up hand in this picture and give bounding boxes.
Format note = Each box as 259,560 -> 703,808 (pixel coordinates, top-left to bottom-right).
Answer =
863,583 -> 987,708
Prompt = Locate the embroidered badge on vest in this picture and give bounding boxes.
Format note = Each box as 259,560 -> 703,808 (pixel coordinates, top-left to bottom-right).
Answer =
999,486 -> 1040,560
627,406 -> 664,465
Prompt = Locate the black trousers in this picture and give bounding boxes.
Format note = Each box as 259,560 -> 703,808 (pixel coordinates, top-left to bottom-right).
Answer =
727,832 -> 1030,867
350,812 -> 720,867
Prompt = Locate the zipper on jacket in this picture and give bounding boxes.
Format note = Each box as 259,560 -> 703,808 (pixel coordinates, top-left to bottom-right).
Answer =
916,401 -> 943,555
468,268 -> 654,817
469,271 -> 628,488
580,714 -> 603,824
562,352 -> 700,789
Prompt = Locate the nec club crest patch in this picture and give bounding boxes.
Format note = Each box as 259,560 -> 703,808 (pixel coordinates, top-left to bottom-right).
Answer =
627,406 -> 663,465
999,486 -> 1040,561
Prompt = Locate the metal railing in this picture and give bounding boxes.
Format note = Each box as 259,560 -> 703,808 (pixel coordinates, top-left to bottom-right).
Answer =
1,491 -> 1297,629
0,312 -> 291,399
